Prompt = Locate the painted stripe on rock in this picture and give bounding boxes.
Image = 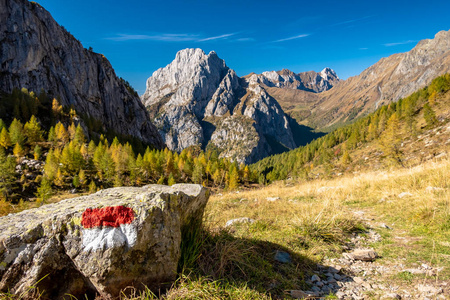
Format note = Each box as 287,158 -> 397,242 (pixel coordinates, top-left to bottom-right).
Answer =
81,206 -> 137,251
82,206 -> 134,228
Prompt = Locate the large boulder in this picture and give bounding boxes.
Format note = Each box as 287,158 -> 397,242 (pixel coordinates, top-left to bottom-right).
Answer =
0,184 -> 209,299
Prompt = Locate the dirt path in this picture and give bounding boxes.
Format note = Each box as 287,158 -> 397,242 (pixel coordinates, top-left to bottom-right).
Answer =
300,209 -> 449,299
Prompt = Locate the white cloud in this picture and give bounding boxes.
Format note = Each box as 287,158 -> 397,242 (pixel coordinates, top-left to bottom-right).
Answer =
235,37 -> 255,42
106,33 -> 199,42
272,34 -> 310,43
384,40 -> 416,47
107,32 -> 238,43
198,33 -> 235,42
331,15 -> 375,27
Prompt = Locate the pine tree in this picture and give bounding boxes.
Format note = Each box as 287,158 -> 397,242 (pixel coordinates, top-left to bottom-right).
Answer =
72,174 -> 80,188
243,165 -> 250,183
23,115 -> 44,144
88,180 -> 97,193
55,122 -> 69,145
212,169 -> 221,186
78,169 -> 87,187
0,148 -> 16,199
380,113 -> 403,166
54,168 -> 64,187
52,98 -> 63,117
43,149 -> 60,181
13,143 -> 24,159
9,119 -> 25,146
227,164 -> 239,190
74,124 -> 86,145
168,173 -> 176,186
36,177 -> 53,204
68,123 -> 76,141
47,126 -> 57,145
423,103 -> 438,127
33,145 -> 42,160
340,150 -> 351,166
192,160 -> 204,184
0,128 -> 11,149
157,175 -> 165,185
114,174 -> 123,187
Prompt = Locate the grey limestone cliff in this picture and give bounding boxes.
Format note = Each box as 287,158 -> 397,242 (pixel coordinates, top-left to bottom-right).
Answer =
142,49 -> 300,164
0,0 -> 164,148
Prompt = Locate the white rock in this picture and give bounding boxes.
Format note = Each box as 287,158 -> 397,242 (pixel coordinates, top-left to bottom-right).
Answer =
398,192 -> 413,198
225,217 -> 255,227
426,186 -> 444,192
266,197 -> 280,202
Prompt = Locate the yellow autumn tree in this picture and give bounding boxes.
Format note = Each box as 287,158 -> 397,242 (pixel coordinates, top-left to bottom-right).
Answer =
13,143 -> 24,159
55,122 -> 69,145
52,98 -> 63,117
0,128 -> 11,149
24,115 -> 44,144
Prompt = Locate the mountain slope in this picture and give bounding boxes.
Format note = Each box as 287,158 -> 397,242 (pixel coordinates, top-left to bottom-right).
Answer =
0,0 -> 164,148
305,29 -> 450,130
251,74 -> 450,182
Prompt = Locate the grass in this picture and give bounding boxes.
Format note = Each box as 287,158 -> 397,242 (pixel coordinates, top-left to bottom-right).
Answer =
2,159 -> 449,299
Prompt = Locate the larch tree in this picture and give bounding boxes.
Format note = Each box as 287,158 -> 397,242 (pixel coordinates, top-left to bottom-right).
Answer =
9,119 -> 25,146
23,115 -> 44,145
0,128 -> 11,149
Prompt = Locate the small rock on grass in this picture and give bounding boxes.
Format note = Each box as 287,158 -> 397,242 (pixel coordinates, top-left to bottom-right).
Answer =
274,250 -> 291,263
266,197 -> 280,202
416,284 -> 443,294
225,217 -> 255,227
353,277 -> 364,284
382,293 -> 401,299
344,249 -> 379,261
380,223 -> 392,229
398,192 -> 413,198
290,290 -> 317,299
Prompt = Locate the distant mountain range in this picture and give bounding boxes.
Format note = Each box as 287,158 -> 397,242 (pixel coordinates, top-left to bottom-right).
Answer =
1,0 -> 449,164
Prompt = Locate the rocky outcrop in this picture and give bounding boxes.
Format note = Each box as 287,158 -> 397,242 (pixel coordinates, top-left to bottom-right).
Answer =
247,68 -> 339,93
0,184 -> 209,299
142,49 -> 300,163
304,29 -> 450,129
0,0 -> 164,148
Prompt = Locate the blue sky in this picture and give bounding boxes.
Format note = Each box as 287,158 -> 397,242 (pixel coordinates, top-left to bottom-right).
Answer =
35,0 -> 450,95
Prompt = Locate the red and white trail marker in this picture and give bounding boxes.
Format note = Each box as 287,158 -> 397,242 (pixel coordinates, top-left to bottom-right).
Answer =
81,206 -> 137,251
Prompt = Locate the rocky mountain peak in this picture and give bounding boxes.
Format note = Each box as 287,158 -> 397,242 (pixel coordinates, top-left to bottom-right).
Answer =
320,67 -> 339,81
142,48 -> 229,108
142,49 -> 298,163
